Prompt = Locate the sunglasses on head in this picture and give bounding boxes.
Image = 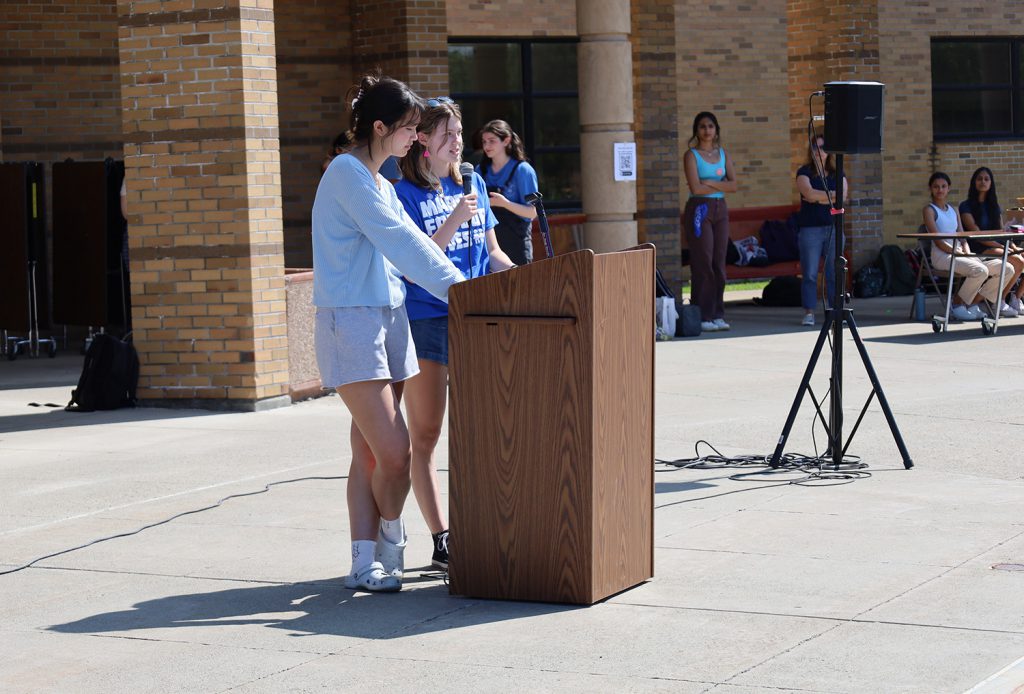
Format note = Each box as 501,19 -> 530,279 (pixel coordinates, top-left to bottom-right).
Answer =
426,96 -> 453,107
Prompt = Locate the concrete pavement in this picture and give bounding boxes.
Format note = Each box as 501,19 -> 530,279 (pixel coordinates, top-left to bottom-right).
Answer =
2,294 -> 1023,693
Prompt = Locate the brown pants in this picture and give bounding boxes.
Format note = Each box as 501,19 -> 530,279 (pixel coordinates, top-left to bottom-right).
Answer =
683,197 -> 729,321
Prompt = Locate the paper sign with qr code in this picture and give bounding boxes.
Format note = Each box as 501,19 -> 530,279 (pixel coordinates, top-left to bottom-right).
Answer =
613,142 -> 637,181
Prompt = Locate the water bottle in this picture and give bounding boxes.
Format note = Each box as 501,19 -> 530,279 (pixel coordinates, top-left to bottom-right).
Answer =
914,287 -> 926,321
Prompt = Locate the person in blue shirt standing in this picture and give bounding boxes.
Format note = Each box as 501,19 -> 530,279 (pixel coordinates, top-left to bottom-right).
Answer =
396,99 -> 516,572
477,119 -> 539,265
796,135 -> 848,326
312,74 -> 464,593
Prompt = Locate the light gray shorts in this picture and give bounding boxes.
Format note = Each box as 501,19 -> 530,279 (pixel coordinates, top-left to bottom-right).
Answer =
315,305 -> 419,389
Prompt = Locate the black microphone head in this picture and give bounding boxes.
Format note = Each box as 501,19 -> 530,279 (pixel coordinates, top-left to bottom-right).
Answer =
459,162 -> 475,196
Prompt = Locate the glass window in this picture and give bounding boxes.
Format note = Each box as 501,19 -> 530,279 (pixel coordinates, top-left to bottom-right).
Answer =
933,90 -> 1012,136
932,41 -> 1010,86
532,43 -> 578,93
931,38 -> 1022,140
449,44 -> 522,94
450,40 -> 580,209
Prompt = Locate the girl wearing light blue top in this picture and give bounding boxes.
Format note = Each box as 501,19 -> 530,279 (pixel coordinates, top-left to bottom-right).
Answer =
395,99 -> 515,573
312,74 -> 464,593
683,111 -> 737,332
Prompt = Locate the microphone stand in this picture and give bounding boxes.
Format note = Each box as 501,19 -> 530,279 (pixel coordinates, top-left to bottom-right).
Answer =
769,152 -> 912,470
525,192 -> 555,259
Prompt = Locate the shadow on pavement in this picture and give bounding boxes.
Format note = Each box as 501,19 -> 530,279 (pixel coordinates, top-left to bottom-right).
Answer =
47,577 -> 578,639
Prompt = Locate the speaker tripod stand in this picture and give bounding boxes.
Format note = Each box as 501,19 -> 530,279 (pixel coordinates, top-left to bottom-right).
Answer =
769,152 -> 913,470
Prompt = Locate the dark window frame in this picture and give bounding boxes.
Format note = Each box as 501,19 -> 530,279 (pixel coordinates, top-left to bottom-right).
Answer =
449,36 -> 581,210
931,37 -> 1024,141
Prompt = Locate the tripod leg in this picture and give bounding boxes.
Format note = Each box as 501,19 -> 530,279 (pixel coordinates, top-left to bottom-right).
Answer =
769,312 -> 835,468
844,314 -> 914,469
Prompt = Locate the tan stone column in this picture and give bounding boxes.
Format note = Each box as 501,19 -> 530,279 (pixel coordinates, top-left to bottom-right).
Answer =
577,0 -> 637,252
117,1 -> 289,410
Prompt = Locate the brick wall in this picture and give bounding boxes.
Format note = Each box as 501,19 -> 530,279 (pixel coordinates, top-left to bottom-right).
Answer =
447,0 -> 576,38
676,0 -> 791,210
118,1 -> 288,409
632,0 -> 681,292
353,0 -> 447,95
0,0 -> 122,163
0,0 -> 122,273
274,1 -> 352,269
879,2 -> 1024,246
788,0 -> 883,271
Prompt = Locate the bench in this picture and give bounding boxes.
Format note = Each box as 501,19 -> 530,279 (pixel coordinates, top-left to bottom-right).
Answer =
680,204 -> 801,280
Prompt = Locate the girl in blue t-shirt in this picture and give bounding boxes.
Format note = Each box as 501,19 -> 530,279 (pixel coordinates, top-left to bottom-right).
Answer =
477,119 -> 539,265
795,135 -> 848,326
395,99 -> 515,571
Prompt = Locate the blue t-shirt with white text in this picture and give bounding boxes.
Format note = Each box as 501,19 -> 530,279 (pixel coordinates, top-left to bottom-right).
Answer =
478,159 -> 539,221
395,172 -> 497,320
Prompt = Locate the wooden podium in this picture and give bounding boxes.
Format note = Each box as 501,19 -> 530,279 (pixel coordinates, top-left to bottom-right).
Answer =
447,245 -> 655,605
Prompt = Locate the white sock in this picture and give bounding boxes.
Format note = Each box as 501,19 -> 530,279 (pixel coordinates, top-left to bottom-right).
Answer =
380,516 -> 405,545
351,540 -> 376,574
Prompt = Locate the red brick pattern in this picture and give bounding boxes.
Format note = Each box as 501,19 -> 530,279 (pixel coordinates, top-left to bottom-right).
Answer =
275,1 -> 352,269
446,0 -> 577,37
632,0 -> 682,293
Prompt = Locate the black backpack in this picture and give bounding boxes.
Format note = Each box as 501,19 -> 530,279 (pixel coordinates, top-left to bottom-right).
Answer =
753,275 -> 803,307
853,265 -> 885,298
875,244 -> 916,296
66,334 -> 139,411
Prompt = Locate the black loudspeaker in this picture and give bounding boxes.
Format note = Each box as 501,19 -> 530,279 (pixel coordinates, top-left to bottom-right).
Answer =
824,81 -> 884,154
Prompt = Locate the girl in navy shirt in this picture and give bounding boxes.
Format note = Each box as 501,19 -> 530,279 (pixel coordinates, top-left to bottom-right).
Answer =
958,166 -> 1023,316
396,100 -> 515,571
795,135 -> 847,326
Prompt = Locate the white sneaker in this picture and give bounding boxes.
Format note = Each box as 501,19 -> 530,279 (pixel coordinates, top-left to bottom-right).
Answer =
700,320 -> 719,332
950,304 -> 978,321
801,313 -> 815,326
712,318 -> 730,330
967,304 -> 987,319
999,301 -> 1019,318
1009,295 -> 1023,314
344,561 -> 401,592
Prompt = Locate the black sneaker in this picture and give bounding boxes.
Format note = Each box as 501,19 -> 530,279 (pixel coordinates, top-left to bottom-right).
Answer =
431,530 -> 449,570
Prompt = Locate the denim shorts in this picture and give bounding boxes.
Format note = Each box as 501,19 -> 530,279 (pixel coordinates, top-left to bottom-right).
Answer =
314,305 -> 419,389
409,316 -> 448,366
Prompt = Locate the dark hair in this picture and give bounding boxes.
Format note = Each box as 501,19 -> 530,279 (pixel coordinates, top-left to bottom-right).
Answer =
928,171 -> 951,187
346,72 -> 424,159
965,166 -> 1001,230
400,101 -> 465,191
804,135 -> 835,175
332,132 -> 352,153
478,119 -> 526,171
688,111 -> 721,148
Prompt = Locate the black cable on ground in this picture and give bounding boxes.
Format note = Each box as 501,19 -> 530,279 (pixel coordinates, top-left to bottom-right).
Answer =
654,439 -> 871,508
0,475 -> 346,577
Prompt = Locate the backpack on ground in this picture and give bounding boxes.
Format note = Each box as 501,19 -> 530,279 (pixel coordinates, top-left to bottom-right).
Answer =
853,265 -> 885,298
66,333 -> 139,412
753,275 -> 802,307
875,244 -> 916,296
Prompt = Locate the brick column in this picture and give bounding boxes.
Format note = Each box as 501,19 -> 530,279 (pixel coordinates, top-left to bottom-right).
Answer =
117,1 -> 289,411
351,0 -> 447,96
631,0 -> 681,293
577,0 -> 638,253
788,0 -> 883,271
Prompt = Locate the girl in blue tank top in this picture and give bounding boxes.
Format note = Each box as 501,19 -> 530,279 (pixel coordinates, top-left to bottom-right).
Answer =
683,111 -> 738,332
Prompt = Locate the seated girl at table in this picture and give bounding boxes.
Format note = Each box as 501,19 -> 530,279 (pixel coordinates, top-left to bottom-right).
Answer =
958,166 -> 1024,316
923,172 -> 1003,322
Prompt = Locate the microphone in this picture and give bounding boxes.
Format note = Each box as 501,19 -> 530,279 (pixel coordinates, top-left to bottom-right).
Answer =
459,162 -> 475,196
